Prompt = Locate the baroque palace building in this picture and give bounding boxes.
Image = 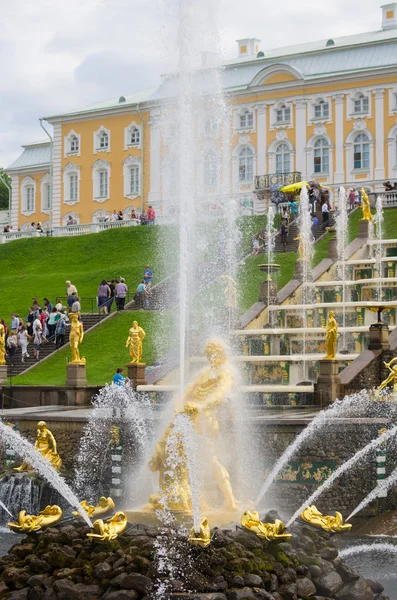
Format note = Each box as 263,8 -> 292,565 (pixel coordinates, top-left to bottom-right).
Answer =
6,3 -> 397,230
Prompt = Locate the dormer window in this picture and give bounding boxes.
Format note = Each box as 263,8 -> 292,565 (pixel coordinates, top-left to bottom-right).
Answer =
354,94 -> 369,114
276,105 -> 291,123
239,109 -> 254,129
314,100 -> 329,119
94,126 -> 111,153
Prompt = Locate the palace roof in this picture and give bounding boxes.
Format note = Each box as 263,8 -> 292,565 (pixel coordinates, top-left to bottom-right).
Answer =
7,141 -> 50,171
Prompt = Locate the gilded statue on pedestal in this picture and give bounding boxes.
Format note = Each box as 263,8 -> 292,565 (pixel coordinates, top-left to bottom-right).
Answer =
72,497 -> 115,519
69,313 -> 85,364
8,505 -> 62,533
241,510 -> 292,541
300,505 -> 352,533
377,357 -> 397,393
361,188 -> 373,222
148,340 -> 240,514
87,511 -> 127,541
221,275 -> 237,309
14,421 -> 62,472
188,516 -> 211,547
126,320 -> 146,364
0,321 -> 5,365
323,311 -> 338,360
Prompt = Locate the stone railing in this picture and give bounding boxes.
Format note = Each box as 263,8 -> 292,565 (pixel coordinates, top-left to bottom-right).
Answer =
368,191 -> 397,208
0,218 -> 141,243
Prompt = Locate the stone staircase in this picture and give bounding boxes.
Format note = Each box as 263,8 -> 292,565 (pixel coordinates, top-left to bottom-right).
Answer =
6,313 -> 105,377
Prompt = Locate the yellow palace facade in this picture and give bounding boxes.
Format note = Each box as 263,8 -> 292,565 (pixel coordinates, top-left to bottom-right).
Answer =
6,4 -> 397,229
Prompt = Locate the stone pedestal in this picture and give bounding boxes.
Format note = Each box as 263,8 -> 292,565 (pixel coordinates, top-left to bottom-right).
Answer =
328,237 -> 338,261
0,364 -> 7,383
66,363 -> 87,387
315,359 -> 342,406
259,280 -> 278,305
368,323 -> 390,350
128,363 -> 147,389
358,219 -> 369,238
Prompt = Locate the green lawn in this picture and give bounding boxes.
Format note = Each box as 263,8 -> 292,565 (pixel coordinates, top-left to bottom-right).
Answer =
14,311 -> 176,386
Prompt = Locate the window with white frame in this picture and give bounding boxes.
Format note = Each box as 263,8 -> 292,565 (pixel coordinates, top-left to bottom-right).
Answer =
70,135 -> 79,153
21,177 -> 36,215
69,174 -> 78,202
41,174 -> 51,212
65,130 -> 81,156
25,186 -> 35,212
123,155 -> 141,197
314,138 -> 330,173
275,143 -> 291,173
94,126 -> 111,153
130,127 -> 140,146
130,166 -> 139,195
239,109 -> 254,130
353,94 -> 369,114
238,146 -> 254,182
314,100 -> 329,119
124,121 -> 142,149
63,163 -> 80,204
276,104 -> 291,123
93,159 -> 111,201
353,133 -> 370,169
204,151 -> 218,187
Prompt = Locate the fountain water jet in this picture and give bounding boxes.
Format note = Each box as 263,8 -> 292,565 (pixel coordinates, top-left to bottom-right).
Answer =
339,543 -> 397,558
335,186 -> 349,350
298,184 -> 314,382
287,424 -> 397,527
374,194 -> 384,302
0,421 -> 92,527
347,464 -> 397,521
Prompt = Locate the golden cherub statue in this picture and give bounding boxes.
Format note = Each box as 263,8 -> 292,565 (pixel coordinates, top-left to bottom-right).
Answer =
241,510 -> 292,541
221,275 -> 237,309
14,421 -> 62,472
69,312 -> 85,364
361,188 -> 373,222
87,511 -> 127,542
0,321 -> 5,365
300,505 -> 352,533
188,516 -> 211,548
126,320 -> 146,364
377,357 -> 397,393
72,496 -> 115,519
8,505 -> 62,533
323,310 -> 338,360
148,340 -> 240,514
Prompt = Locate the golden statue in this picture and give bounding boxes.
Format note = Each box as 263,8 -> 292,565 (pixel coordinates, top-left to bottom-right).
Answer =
221,275 -> 237,309
294,234 -> 305,261
72,497 -> 115,519
69,312 -> 85,364
361,188 -> 373,221
300,505 -> 352,533
323,310 -> 338,360
8,505 -> 62,533
148,340 -> 240,514
241,510 -> 292,541
126,320 -> 146,364
377,357 -> 397,393
0,321 -> 5,365
188,516 -> 211,548
14,421 -> 62,472
87,511 -> 127,542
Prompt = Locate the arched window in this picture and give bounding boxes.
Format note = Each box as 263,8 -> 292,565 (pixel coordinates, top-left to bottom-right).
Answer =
275,143 -> 290,173
354,94 -> 369,114
314,138 -> 329,173
94,126 -> 111,153
314,100 -> 329,119
239,109 -> 254,129
238,147 -> 254,182
353,134 -> 370,169
204,151 -> 218,187
276,104 -> 291,123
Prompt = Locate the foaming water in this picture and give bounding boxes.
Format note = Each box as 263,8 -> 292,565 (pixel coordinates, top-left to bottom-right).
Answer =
374,194 -> 384,302
347,465 -> 397,521
255,389 -> 373,507
335,186 -> 348,348
287,424 -> 397,527
299,185 -> 314,380
340,543 -> 397,558
0,421 -> 92,527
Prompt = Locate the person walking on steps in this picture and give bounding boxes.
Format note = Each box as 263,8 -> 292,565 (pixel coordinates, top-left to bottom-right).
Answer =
18,326 -> 30,362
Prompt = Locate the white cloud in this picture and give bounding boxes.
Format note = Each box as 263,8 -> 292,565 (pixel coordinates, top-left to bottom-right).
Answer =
0,0 -> 385,167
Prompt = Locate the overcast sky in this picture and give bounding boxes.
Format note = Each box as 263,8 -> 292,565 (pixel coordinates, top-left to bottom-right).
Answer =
0,0 -> 382,167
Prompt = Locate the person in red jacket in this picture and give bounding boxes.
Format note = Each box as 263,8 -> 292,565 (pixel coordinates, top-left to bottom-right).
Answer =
147,205 -> 155,225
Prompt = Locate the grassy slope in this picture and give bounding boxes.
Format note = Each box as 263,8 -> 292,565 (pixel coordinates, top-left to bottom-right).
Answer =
0,225 -> 177,318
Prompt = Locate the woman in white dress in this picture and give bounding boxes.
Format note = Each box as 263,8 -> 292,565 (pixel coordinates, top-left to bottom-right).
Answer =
18,326 -> 30,362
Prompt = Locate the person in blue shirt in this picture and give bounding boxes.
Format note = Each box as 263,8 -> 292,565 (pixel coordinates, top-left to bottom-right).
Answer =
113,367 -> 125,386
143,265 -> 153,287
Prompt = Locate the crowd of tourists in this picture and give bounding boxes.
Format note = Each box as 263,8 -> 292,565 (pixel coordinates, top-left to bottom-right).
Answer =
96,265 -> 153,314
100,206 -> 156,225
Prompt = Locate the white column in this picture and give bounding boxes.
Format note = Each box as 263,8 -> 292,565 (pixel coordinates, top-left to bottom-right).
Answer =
52,122 -> 62,227
374,89 -> 386,182
294,99 -> 307,177
256,105 -> 267,175
10,174 -> 19,229
333,94 -> 345,184
148,110 -> 161,209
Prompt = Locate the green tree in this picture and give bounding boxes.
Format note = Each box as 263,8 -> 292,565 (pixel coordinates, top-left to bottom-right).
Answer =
0,168 -> 11,211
